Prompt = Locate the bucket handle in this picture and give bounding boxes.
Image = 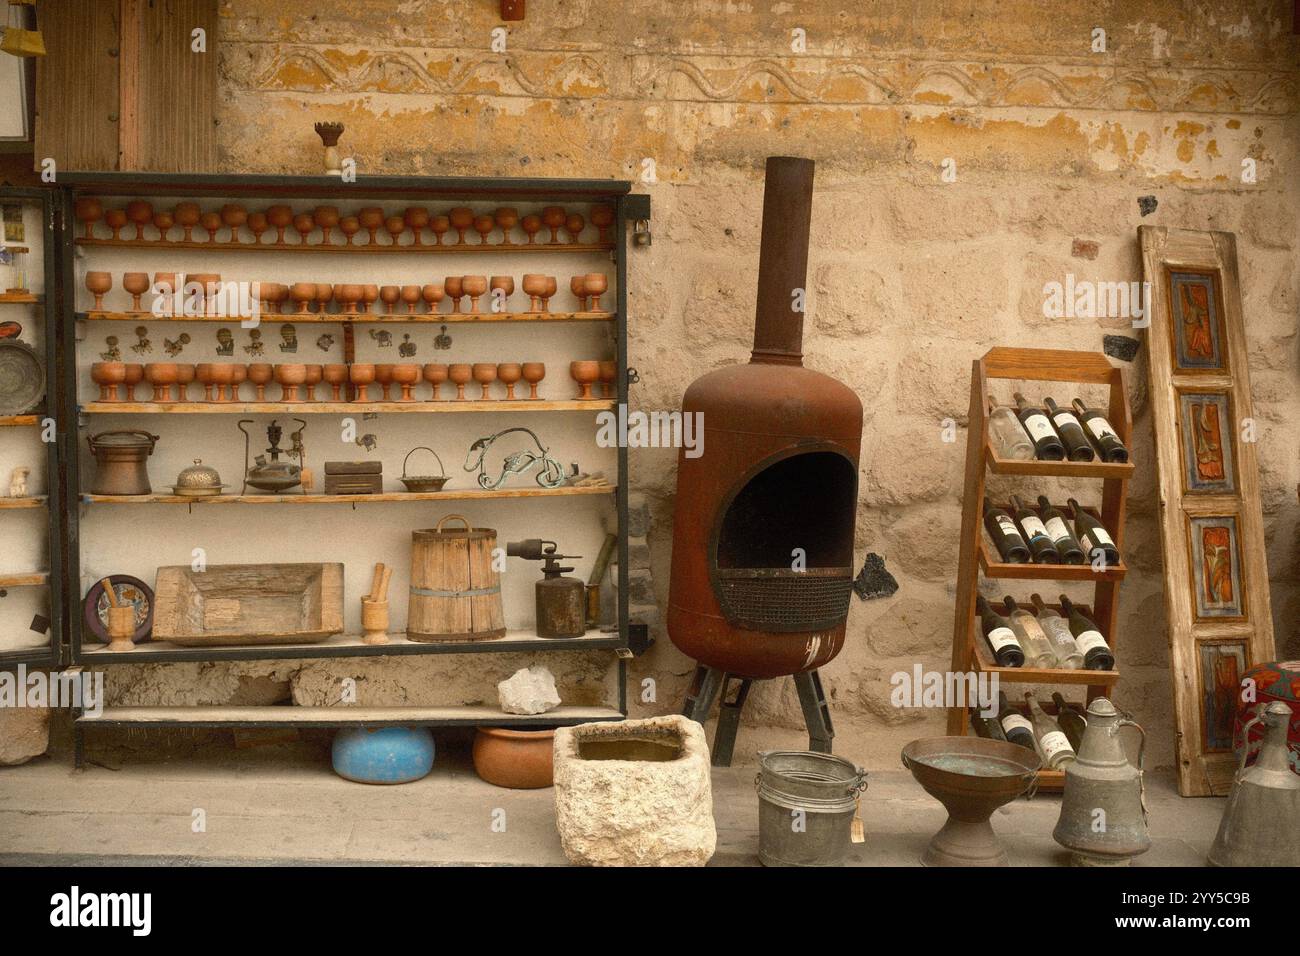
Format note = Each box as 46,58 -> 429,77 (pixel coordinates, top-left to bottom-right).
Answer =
403,446 -> 446,480
87,429 -> 159,453
435,513 -> 471,533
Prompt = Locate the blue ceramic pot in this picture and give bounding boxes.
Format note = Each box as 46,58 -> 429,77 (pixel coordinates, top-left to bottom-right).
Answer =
332,726 -> 435,784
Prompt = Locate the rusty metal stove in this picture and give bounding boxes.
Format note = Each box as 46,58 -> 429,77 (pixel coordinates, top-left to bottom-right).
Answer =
668,156 -> 863,764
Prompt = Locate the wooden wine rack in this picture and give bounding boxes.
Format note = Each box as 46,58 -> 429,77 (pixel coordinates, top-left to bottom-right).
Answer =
946,347 -> 1134,790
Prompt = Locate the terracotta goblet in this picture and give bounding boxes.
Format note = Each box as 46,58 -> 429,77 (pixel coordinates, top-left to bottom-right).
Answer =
404,207 -> 430,245
385,215 -> 406,247
122,363 -> 145,401
275,363 -> 307,402
339,216 -> 361,246
335,284 -> 363,315
374,363 -> 395,401
598,360 -> 617,398
584,273 -> 608,312
400,285 -> 422,314
220,203 -> 247,243
323,363 -> 348,401
247,211 -> 269,245
105,208 -> 128,240
497,362 -> 522,399
200,211 -> 223,243
358,207 -> 384,244
85,271 -> 112,311
570,360 -> 600,400
151,210 -> 175,242
74,197 -> 103,239
489,276 -> 514,313
423,363 -> 448,401
472,362 -> 497,400
229,364 -> 247,401
303,364 -> 322,401
247,362 -> 274,400
152,272 -> 178,314
175,363 -> 196,402
473,215 -> 495,246
293,213 -> 315,245
521,362 -> 546,399
91,361 -> 126,401
265,282 -> 290,315
265,205 -> 293,244
290,282 -> 316,314
379,286 -> 401,314
430,215 -> 450,246
448,207 -> 474,244
392,364 -> 420,402
314,283 -> 334,315
521,274 -> 547,313
542,206 -> 566,243
448,363 -> 473,401
462,275 -> 488,314
564,213 -> 585,244
520,214 -> 542,245
145,363 -> 179,402
444,276 -> 464,313
421,284 -> 445,313
189,273 -> 221,315
495,207 -> 519,245
362,285 -> 379,314
125,200 -> 153,240
313,205 -> 340,245
174,202 -> 202,242
195,363 -> 217,402
591,205 -> 615,243
541,275 -> 557,312
123,272 -> 150,312
570,275 -> 589,312
349,363 -> 376,402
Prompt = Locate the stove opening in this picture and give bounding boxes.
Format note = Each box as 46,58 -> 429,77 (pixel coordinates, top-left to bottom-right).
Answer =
711,449 -> 857,632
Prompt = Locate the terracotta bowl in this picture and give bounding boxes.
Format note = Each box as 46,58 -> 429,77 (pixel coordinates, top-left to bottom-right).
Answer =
144,363 -> 179,402
90,361 -> 127,401
472,727 -> 555,789
392,363 -> 421,401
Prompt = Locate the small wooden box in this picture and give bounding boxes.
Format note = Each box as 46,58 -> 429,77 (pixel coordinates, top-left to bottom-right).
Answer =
324,473 -> 383,495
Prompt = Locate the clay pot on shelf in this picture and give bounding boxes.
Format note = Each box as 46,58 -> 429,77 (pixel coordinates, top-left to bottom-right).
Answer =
493,207 -> 519,245
392,364 -> 421,402
423,363 -> 448,401
85,271 -> 112,311
195,363 -> 217,401
448,207 -> 474,244
247,363 -> 274,400
564,213 -> 585,245
105,208 -> 128,240
473,214 -> 495,246
314,284 -> 334,314
122,364 -> 145,402
124,200 -> 153,241
357,207 -> 384,244
144,363 -> 179,402
229,364 -> 247,401
265,204 -> 293,244
189,273 -> 221,316
421,284 -> 445,314
323,363 -> 348,401
520,214 -> 542,245
541,276 -> 557,313
313,205 -> 340,245
275,364 -> 307,402
570,360 -> 600,400
74,197 -> 103,239
521,362 -> 546,399
598,360 -> 617,398
122,272 -> 150,312
472,363 -> 497,400
542,206 -> 566,243
444,276 -> 464,313
264,282 -> 290,315
174,363 -> 196,401
220,204 -> 247,243
430,215 -> 450,246
290,212 -> 314,245
349,364 -> 376,402
379,286 -> 401,314
200,211 -> 223,243
400,285 -> 422,314
374,364 -> 395,401
303,364 -> 323,402
151,210 -> 174,243
584,273 -> 608,312
361,285 -> 379,314
590,205 -> 614,243
247,211 -> 268,245
207,363 -> 234,402
473,727 -> 555,789
462,275 -> 488,314
385,215 -> 406,247
339,216 -> 361,246
570,275 -> 589,312
448,363 -> 472,401
174,202 -> 202,242
152,272 -> 178,314
290,282 -> 316,314
521,274 -> 547,313
335,284 -> 364,315
497,363 -> 522,399
91,362 -> 126,401
404,207 -> 430,245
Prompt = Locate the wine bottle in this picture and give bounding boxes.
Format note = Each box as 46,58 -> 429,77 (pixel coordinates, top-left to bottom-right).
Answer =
1036,495 -> 1084,565
1043,396 -> 1095,462
997,691 -> 1036,752
987,395 -> 1034,460
1067,497 -> 1120,567
1026,690 -> 1076,769
1030,593 -> 1083,669
1051,692 -> 1088,751
1071,398 -> 1129,463
1013,392 -> 1066,460
1010,494 -> 1060,564
1058,595 -> 1116,671
1002,595 -> 1057,667
983,498 -> 1029,564
976,595 -> 1024,667
971,709 -> 1008,741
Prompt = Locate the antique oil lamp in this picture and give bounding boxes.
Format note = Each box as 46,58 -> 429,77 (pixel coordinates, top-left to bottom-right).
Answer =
238,418 -> 307,493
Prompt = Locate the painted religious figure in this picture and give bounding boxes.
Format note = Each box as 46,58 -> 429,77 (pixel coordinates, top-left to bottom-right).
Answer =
1178,391 -> 1236,494
1188,515 -> 1245,620
1200,642 -> 1247,753
1168,269 -> 1226,372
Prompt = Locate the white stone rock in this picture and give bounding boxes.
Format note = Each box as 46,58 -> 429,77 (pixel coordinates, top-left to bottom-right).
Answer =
497,665 -> 561,715
554,714 -> 716,866
0,705 -> 50,766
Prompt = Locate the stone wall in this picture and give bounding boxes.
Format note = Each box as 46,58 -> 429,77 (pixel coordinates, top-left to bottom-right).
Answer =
111,0 -> 1299,769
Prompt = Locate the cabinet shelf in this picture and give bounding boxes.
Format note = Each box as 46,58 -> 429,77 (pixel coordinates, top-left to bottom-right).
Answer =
0,496 -> 47,510
0,414 -> 42,426
84,486 -> 614,505
79,309 -> 615,324
0,292 -> 41,304
81,398 -> 613,414
985,442 -> 1134,479
75,237 -> 614,255
971,641 -> 1120,685
977,536 -> 1127,581
0,571 -> 50,587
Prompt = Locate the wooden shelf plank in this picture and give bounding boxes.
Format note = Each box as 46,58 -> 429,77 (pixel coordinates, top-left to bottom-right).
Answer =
0,572 -> 50,587
978,535 -> 1127,581
971,639 -> 1120,685
985,441 -> 1134,479
85,486 -> 614,505
77,704 -> 623,727
80,309 -> 614,324
0,496 -> 47,509
76,237 -> 614,255
82,398 -> 613,414
0,415 -> 41,427
0,292 -> 41,304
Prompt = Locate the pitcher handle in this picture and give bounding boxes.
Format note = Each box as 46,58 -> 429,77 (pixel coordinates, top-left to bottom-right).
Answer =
1118,716 -> 1148,823
1236,705 -> 1267,776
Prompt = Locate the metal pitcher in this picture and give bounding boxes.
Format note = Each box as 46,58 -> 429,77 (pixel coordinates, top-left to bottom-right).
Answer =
1208,701 -> 1300,868
1052,697 -> 1151,866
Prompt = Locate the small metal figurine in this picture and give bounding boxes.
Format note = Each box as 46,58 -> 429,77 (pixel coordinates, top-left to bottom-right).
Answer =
101,335 -> 121,361
355,433 -> 378,452
215,328 -> 235,356
465,426 -> 565,490
130,325 -> 152,355
368,328 -> 393,348
316,333 -> 335,353
243,328 -> 265,356
279,324 -> 298,353
163,332 -> 191,357
433,325 -> 452,350
398,333 -> 416,358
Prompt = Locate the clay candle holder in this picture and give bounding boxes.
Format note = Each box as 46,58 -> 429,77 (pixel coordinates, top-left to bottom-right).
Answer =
86,271 -> 112,311
521,362 -> 546,399
590,204 -> 614,243
122,363 -> 145,401
374,364 -> 395,401
247,363 -> 274,400
174,202 -> 202,242
392,364 -> 420,402
421,284 -> 444,313
123,272 -> 150,312
497,362 -> 522,399
145,363 -> 179,402
105,208 -> 128,240
448,363 -> 472,401
91,362 -> 126,401
522,274 -> 547,313
444,276 -> 464,313
126,200 -> 154,240
400,285 -> 422,314
323,363 -> 348,401
490,276 -> 514,313
220,204 -> 247,243
266,205 -> 294,244
472,363 -> 497,400
74,197 -> 103,239
423,363 -> 448,401
349,364 -> 376,402
570,360 -> 600,400
495,207 -> 519,245
521,214 -> 542,245
275,364 -> 307,402
404,207 -> 430,245
358,207 -> 384,245
200,211 -> 223,243
584,273 -> 608,312
462,275 -> 488,314
313,205 -> 340,245
303,364 -> 323,402
448,207 -> 474,245
379,286 -> 400,314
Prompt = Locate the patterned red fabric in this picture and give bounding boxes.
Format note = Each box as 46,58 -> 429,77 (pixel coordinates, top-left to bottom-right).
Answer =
1234,661 -> 1300,774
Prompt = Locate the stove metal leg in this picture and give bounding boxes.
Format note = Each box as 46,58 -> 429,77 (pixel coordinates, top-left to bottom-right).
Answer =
681,664 -> 723,725
711,674 -> 752,768
795,669 -> 834,754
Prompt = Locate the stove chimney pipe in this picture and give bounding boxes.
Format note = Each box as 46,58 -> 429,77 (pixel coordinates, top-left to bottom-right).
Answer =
750,156 -> 815,367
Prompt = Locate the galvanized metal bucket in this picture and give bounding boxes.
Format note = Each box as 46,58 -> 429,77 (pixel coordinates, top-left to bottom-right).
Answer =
756,750 -> 867,867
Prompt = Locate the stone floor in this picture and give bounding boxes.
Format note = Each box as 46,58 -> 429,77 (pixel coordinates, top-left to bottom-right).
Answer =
0,735 -> 1226,866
